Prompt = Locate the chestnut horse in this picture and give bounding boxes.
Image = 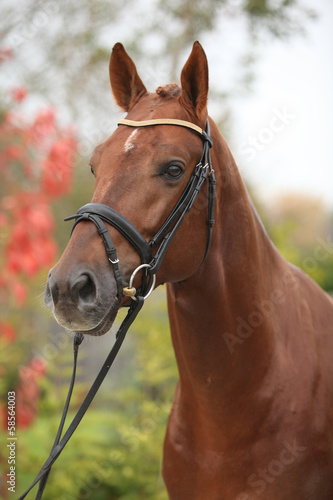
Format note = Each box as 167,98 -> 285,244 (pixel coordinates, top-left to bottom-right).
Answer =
45,42 -> 333,499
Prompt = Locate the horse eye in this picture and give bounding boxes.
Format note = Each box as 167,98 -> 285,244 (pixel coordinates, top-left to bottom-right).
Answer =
90,165 -> 95,176
165,165 -> 183,178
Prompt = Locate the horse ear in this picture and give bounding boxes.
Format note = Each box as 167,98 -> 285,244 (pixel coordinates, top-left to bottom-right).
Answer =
109,43 -> 147,112
180,41 -> 209,123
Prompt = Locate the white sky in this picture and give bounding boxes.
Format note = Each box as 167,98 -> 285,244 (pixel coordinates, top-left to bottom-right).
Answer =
107,0 -> 333,210
227,0 -> 333,208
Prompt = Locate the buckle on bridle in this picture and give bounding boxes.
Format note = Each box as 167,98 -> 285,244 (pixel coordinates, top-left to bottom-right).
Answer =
109,257 -> 120,265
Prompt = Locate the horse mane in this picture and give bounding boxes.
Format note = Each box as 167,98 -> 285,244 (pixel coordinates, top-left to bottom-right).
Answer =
156,84 -> 181,98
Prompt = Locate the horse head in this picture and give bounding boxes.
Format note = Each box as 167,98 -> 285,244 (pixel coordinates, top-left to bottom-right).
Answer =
45,42 -> 215,335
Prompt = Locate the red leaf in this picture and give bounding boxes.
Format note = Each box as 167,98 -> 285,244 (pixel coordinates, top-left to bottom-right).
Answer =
30,357 -> 47,377
12,281 -> 27,306
0,322 -> 16,343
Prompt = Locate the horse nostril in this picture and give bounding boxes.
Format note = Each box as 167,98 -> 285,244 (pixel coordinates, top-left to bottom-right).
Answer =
79,276 -> 96,301
72,273 -> 97,306
45,274 -> 59,308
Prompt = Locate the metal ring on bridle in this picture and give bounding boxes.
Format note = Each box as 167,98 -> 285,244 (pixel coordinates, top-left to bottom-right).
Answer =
125,264 -> 156,301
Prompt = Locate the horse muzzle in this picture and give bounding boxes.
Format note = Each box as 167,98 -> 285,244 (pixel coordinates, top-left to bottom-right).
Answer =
45,264 -> 120,335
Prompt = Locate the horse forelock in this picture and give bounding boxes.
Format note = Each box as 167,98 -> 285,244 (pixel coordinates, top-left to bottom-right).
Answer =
155,84 -> 181,98
154,83 -> 200,122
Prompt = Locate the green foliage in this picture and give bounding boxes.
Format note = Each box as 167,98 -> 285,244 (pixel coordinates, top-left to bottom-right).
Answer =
15,287 -> 176,499
260,194 -> 333,292
17,410 -> 167,500
244,0 -> 316,38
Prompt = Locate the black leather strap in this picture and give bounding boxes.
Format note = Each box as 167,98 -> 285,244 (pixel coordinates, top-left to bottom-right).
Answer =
66,203 -> 152,265
18,297 -> 144,499
65,212 -> 124,300
34,332 -> 83,499
148,162 -> 210,275
148,120 -> 215,275
149,165 -> 202,247
200,120 -> 216,264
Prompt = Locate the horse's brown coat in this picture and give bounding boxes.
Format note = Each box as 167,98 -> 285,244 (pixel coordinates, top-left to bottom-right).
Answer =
45,42 -> 333,499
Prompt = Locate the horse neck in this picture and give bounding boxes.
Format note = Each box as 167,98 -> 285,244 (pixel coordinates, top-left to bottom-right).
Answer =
167,122 -> 286,412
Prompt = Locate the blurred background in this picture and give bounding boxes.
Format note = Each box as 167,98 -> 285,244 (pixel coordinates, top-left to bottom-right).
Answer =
0,1 -> 332,498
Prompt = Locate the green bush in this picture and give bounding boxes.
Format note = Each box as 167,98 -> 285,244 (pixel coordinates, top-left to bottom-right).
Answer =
15,287 -> 176,500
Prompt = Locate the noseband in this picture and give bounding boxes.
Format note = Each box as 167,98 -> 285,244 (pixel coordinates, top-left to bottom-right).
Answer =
19,118 -> 215,499
65,118 -> 215,301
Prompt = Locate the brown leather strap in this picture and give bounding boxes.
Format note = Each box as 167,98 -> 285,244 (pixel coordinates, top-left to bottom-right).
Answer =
118,118 -> 203,136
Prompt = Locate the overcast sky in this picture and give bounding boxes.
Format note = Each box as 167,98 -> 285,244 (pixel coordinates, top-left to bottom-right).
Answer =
228,0 -> 333,209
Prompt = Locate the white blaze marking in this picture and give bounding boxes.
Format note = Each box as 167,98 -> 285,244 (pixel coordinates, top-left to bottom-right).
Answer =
124,128 -> 138,152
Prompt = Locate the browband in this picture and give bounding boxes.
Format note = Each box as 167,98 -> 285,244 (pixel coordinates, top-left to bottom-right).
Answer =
118,118 -> 204,136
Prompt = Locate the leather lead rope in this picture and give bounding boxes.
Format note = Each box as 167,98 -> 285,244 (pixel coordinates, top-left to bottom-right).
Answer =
18,297 -> 144,499
34,331 -> 83,499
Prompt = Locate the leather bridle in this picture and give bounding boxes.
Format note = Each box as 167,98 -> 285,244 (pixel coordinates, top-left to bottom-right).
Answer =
19,118 -> 215,499
66,118 -> 215,301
